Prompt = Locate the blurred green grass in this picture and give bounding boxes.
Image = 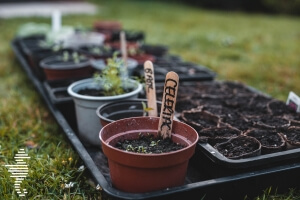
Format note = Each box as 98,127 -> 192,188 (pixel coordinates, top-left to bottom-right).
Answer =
0,0 -> 299,199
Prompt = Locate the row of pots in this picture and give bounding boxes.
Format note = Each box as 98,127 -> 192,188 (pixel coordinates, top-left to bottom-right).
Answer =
66,78 -> 199,193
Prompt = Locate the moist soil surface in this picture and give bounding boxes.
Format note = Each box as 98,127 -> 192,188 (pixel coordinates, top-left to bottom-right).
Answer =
216,136 -> 260,158
282,128 -> 300,142
199,127 -> 241,138
115,134 -> 185,154
246,129 -> 283,147
78,88 -> 133,97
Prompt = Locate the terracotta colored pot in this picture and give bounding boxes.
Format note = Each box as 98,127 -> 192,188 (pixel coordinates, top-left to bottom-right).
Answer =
99,116 -> 199,193
93,21 -> 122,42
40,53 -> 93,81
96,99 -> 162,127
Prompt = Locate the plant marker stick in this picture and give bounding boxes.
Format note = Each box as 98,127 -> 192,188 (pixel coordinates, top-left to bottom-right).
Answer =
120,31 -> 128,74
52,10 -> 61,32
144,61 -> 158,117
158,71 -> 179,139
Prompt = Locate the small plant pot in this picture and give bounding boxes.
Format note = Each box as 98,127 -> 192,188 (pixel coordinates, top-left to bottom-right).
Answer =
96,99 -> 162,127
215,135 -> 261,159
221,112 -> 257,132
198,126 -> 242,146
99,116 -> 199,193
244,129 -> 286,154
250,115 -> 290,130
267,99 -> 296,116
40,53 -> 93,81
93,20 -> 122,42
181,110 -> 221,132
280,126 -> 300,150
67,78 -> 143,146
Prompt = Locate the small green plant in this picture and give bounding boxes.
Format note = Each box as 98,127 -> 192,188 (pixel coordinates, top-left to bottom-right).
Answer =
141,101 -> 154,116
62,51 -> 86,64
93,52 -> 129,96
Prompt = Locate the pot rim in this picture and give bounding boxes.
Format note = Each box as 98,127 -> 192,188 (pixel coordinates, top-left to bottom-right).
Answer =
96,98 -> 162,123
40,55 -> 90,70
99,116 -> 199,158
67,78 -> 143,101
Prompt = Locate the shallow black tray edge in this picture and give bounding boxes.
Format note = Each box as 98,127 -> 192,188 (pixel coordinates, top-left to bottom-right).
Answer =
11,38 -> 300,200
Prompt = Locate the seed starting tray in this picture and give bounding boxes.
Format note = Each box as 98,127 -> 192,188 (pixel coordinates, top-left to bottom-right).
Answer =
12,39 -> 300,200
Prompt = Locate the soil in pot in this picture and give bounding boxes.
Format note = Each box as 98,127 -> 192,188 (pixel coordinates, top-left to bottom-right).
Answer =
198,126 -> 242,146
221,80 -> 254,95
250,115 -> 290,130
267,99 -> 296,116
115,133 -> 185,154
244,129 -> 286,154
181,110 -> 221,132
221,113 -> 254,132
99,116 -> 199,193
280,126 -> 300,150
77,87 -> 134,97
223,94 -> 254,109
215,135 -> 261,159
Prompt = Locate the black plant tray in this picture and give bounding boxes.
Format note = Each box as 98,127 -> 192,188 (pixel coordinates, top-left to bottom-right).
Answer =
134,57 -> 217,82
12,39 -> 300,200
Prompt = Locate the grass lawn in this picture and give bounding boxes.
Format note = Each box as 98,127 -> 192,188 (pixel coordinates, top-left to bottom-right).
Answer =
0,0 -> 300,199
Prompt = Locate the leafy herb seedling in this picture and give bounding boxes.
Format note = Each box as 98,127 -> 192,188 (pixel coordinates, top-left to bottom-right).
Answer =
93,52 -> 130,96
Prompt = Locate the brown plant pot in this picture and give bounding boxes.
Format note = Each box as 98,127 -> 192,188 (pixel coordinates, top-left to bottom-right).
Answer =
250,115 -> 290,130
181,109 -> 222,132
198,126 -> 242,146
215,135 -> 261,159
244,128 -> 286,154
280,126 -> 300,150
99,116 -> 199,193
40,54 -> 93,81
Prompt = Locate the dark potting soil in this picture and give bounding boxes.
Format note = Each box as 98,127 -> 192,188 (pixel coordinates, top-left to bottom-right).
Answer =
282,128 -> 300,142
115,134 -> 185,154
252,116 -> 289,127
246,129 -> 283,147
199,127 -> 241,138
78,88 -> 133,97
217,137 -> 260,158
221,115 -> 252,132
268,100 -> 296,116
78,88 -> 106,96
183,112 -> 218,129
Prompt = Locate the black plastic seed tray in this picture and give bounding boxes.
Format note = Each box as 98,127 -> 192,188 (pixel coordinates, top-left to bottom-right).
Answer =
12,39 -> 300,200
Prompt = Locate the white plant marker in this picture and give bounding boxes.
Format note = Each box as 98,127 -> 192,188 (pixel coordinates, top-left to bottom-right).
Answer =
52,10 -> 61,32
286,91 -> 300,113
158,71 -> 179,139
144,61 -> 157,117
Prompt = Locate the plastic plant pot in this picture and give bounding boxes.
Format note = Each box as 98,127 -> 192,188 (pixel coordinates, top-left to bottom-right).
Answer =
67,78 -> 143,146
96,99 -> 162,127
99,116 -> 199,193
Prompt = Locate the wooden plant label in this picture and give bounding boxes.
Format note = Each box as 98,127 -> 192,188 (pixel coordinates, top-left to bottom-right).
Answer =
144,61 -> 158,117
158,71 -> 179,139
120,31 -> 128,71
